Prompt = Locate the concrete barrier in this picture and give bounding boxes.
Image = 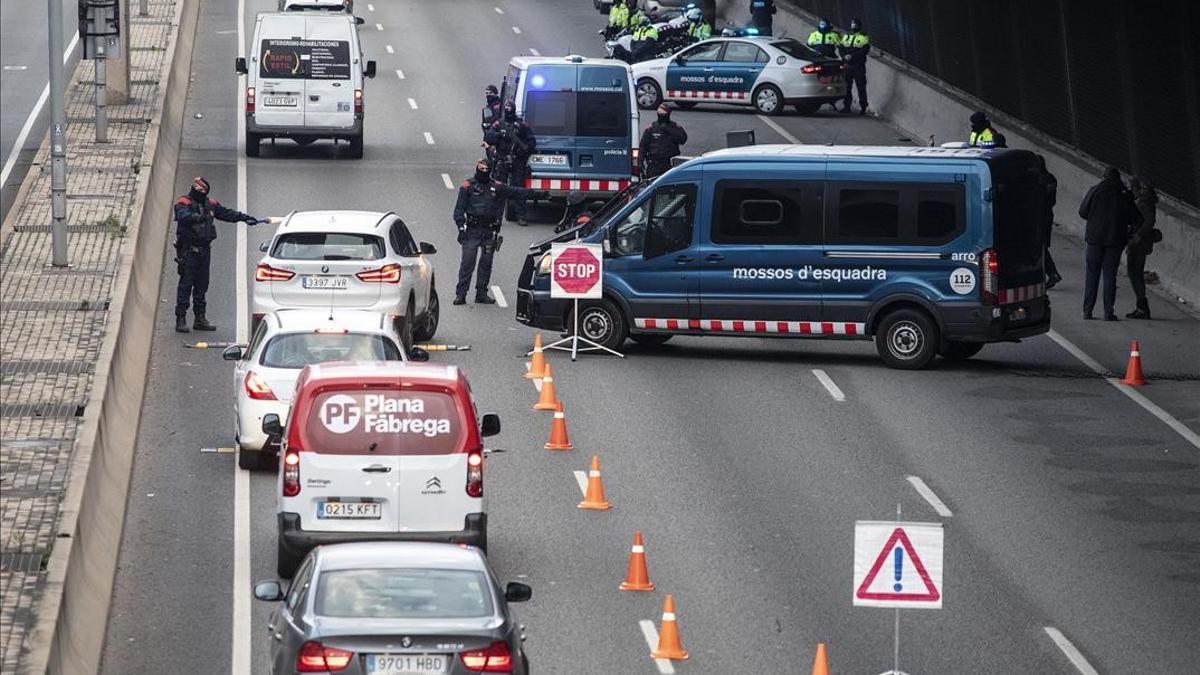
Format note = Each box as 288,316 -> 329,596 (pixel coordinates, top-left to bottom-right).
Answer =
715,1 -> 1200,308
18,0 -> 203,673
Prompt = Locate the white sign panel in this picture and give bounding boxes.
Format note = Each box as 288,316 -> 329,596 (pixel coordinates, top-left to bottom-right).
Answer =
549,243 -> 603,299
853,521 -> 944,609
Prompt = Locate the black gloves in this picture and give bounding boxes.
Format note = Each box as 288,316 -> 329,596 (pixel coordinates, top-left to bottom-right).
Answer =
456,223 -> 467,244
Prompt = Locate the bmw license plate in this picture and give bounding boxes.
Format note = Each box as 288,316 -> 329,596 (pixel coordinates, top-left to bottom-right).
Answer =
365,654 -> 447,674
318,502 -> 381,519
262,96 -> 298,107
530,154 -> 567,166
302,275 -> 349,290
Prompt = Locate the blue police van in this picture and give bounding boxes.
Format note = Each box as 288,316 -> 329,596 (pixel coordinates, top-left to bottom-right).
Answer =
490,56 -> 639,202
515,145 -> 1052,369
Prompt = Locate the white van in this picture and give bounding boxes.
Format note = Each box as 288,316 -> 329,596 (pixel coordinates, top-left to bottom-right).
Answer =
236,12 -> 376,158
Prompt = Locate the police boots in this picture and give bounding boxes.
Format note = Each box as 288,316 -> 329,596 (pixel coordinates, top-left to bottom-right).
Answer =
193,314 -> 217,331
175,315 -> 190,333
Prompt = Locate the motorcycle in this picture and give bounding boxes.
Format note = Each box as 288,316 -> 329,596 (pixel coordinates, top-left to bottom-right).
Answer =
601,15 -> 691,64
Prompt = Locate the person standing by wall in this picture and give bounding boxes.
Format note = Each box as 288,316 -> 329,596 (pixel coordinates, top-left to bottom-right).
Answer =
839,18 -> 870,114
1125,176 -> 1159,319
1078,167 -> 1141,321
1036,156 -> 1062,289
749,0 -> 776,36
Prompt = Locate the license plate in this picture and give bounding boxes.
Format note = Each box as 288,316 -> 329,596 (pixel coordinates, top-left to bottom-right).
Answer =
318,502 -> 381,519
365,654 -> 447,674
530,154 -> 567,166
262,96 -> 298,107
302,275 -> 349,290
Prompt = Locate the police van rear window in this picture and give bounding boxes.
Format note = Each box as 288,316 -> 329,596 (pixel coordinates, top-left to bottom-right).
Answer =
271,233 -> 385,260
525,65 -> 629,138
305,389 -> 464,455
259,39 -> 351,80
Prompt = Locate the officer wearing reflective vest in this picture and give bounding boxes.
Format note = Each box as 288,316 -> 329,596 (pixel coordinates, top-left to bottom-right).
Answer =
685,7 -> 712,42
968,111 -> 1007,148
631,13 -> 660,62
606,0 -> 639,38
839,18 -> 871,114
807,19 -> 840,58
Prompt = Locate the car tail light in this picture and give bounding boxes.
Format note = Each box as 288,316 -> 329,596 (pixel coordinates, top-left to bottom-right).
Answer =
354,88 -> 363,114
282,448 -> 302,497
800,64 -> 820,74
244,371 -> 277,400
246,86 -> 255,113
981,248 -> 999,305
255,263 -> 294,282
296,641 -> 352,672
460,641 -> 512,672
356,263 -> 401,283
466,452 -> 483,498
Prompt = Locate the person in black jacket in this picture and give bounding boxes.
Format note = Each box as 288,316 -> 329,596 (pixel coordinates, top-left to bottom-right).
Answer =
173,177 -> 261,332
1035,156 -> 1062,289
1078,167 -> 1141,321
1125,176 -> 1158,319
749,0 -> 776,36
484,100 -> 538,225
839,18 -> 871,114
638,104 -> 687,178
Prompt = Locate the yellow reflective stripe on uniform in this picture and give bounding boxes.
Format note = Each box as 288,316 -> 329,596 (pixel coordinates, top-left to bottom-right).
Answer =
969,129 -> 995,146
842,32 -> 869,47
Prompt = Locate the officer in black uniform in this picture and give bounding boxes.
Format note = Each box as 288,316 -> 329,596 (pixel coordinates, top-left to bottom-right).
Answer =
638,103 -> 688,179
749,0 -> 776,36
173,177 -> 261,333
452,159 -> 548,305
484,100 -> 538,225
483,84 -> 501,124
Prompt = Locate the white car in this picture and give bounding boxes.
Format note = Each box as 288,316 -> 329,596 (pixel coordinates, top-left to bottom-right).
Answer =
224,309 -> 411,470
253,210 -> 439,350
632,36 -> 847,115
279,0 -> 353,12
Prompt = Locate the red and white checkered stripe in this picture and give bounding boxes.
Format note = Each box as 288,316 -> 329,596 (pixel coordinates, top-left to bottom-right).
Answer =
999,282 -> 1045,304
525,178 -> 629,192
634,318 -> 866,336
667,90 -> 748,101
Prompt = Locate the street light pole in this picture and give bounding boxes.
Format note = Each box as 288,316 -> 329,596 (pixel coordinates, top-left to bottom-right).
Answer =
48,0 -> 70,266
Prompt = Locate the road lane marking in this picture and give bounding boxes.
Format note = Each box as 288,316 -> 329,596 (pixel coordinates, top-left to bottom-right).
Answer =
811,369 -> 845,401
441,173 -> 454,190
395,68 -> 405,80
638,620 -> 676,674
367,3 -> 375,10
423,131 -> 435,145
495,6 -> 504,13
572,471 -> 587,496
512,26 -> 522,34
1044,627 -> 1100,675
906,476 -> 953,517
2,65 -> 29,71
385,44 -> 394,54
375,22 -> 383,31
233,3 -> 252,674
490,285 -> 507,307
0,31 -> 80,187
1047,329 -> 1200,450
407,97 -> 418,110
529,47 -> 540,56
758,114 -> 802,144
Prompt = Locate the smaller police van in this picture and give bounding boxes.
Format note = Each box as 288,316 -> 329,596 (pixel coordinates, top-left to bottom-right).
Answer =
516,145 -> 1052,369
488,55 -> 638,201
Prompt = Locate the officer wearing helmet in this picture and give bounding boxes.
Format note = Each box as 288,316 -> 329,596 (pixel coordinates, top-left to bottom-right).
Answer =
453,159 -> 548,305
685,7 -> 711,42
484,99 -> 538,225
807,19 -> 840,58
630,12 -> 660,62
638,103 -> 687,179
173,177 -> 262,333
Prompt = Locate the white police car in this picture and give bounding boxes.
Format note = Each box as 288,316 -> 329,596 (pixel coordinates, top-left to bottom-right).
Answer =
632,36 -> 846,115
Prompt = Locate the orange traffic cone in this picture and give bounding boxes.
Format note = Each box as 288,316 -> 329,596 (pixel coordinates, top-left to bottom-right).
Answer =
577,455 -> 612,510
619,531 -> 654,591
1120,340 -> 1147,386
525,334 -> 546,380
811,643 -> 830,675
544,401 -> 574,451
533,363 -> 559,411
650,594 -> 689,661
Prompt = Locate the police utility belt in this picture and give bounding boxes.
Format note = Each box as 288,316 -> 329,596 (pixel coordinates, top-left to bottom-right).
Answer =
465,214 -> 500,230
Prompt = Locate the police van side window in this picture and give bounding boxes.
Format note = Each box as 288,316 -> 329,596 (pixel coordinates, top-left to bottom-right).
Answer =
916,189 -> 964,242
712,181 -> 821,244
834,188 -> 901,240
829,184 -> 966,245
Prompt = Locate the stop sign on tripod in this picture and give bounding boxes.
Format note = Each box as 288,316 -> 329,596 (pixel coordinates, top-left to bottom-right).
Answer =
550,244 -> 603,299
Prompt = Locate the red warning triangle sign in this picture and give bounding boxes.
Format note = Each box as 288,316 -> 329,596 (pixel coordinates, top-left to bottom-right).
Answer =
855,527 -> 940,602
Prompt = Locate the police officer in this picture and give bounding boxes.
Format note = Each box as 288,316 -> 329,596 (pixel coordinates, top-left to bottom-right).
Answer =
606,0 -> 635,38
685,7 -> 712,42
839,18 -> 870,114
173,177 -> 261,333
556,190 -> 594,233
968,111 -> 1007,148
630,13 -> 660,62
453,159 -> 548,305
749,0 -> 776,36
807,18 -> 840,58
639,103 -> 687,179
484,100 -> 538,226
484,84 -> 501,123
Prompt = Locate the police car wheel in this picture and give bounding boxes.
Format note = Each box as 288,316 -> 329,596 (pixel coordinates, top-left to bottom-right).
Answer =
572,299 -> 627,350
939,340 -> 984,361
636,79 -> 663,110
753,84 -> 784,116
876,309 -> 939,370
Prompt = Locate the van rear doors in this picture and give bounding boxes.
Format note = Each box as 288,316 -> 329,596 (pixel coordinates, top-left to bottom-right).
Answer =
255,14 -> 308,128
302,16 -> 356,129
254,14 -> 356,130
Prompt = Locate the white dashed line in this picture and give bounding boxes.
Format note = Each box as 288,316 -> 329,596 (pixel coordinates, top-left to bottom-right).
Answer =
572,471 -> 588,497
494,6 -> 504,13
423,132 -> 435,145
529,47 -> 540,56
1044,627 -> 1100,675
375,23 -> 384,31
638,621 -> 676,674
490,285 -> 508,308
758,114 -> 802,144
441,173 -> 454,190
906,476 -> 953,517
367,3 -> 375,11
395,68 -> 405,80
2,65 -> 29,71
385,44 -> 394,54
407,98 -> 419,110
811,369 -> 845,402
512,25 -> 522,34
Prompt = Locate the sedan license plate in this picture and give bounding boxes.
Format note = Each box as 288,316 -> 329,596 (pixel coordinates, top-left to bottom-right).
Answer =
262,96 -> 298,107
366,654 -> 447,674
530,154 -> 567,166
318,502 -> 381,519
302,275 -> 349,290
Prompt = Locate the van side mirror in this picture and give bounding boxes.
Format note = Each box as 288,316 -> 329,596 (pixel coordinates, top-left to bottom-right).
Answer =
253,580 -> 285,602
355,16 -> 365,25
222,344 -> 246,361
235,57 -> 248,75
504,582 -> 532,603
481,413 -> 501,438
364,60 -> 377,78
407,346 -> 429,362
262,414 -> 283,438
419,242 -> 437,255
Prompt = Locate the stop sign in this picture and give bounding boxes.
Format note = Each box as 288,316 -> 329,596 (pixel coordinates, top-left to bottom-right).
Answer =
550,244 -> 603,299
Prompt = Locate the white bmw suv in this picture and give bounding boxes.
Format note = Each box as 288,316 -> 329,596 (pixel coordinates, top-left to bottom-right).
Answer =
253,211 -> 440,349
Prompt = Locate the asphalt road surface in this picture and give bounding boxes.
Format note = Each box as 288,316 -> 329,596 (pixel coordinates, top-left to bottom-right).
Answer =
100,1 -> 1200,673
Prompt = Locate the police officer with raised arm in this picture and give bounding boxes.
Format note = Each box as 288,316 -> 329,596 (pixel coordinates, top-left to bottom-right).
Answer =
484,100 -> 538,226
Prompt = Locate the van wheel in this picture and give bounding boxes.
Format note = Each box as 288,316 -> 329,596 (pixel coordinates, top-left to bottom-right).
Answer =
276,537 -> 303,578
346,133 -> 364,159
875,309 -> 939,370
630,334 -> 672,347
636,78 -> 662,110
414,284 -> 440,342
245,131 -> 261,157
570,299 -> 627,350
752,84 -> 784,115
940,341 -> 985,361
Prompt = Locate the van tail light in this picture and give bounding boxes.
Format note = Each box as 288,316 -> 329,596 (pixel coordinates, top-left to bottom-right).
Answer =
800,64 -> 820,74
246,86 -> 256,113
255,263 -> 295,282
354,88 -> 363,114
980,248 -> 999,305
460,641 -> 512,672
296,641 -> 352,672
466,452 -> 483,498
244,371 -> 277,400
282,448 -> 302,497
631,147 -> 640,177
356,263 -> 401,283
